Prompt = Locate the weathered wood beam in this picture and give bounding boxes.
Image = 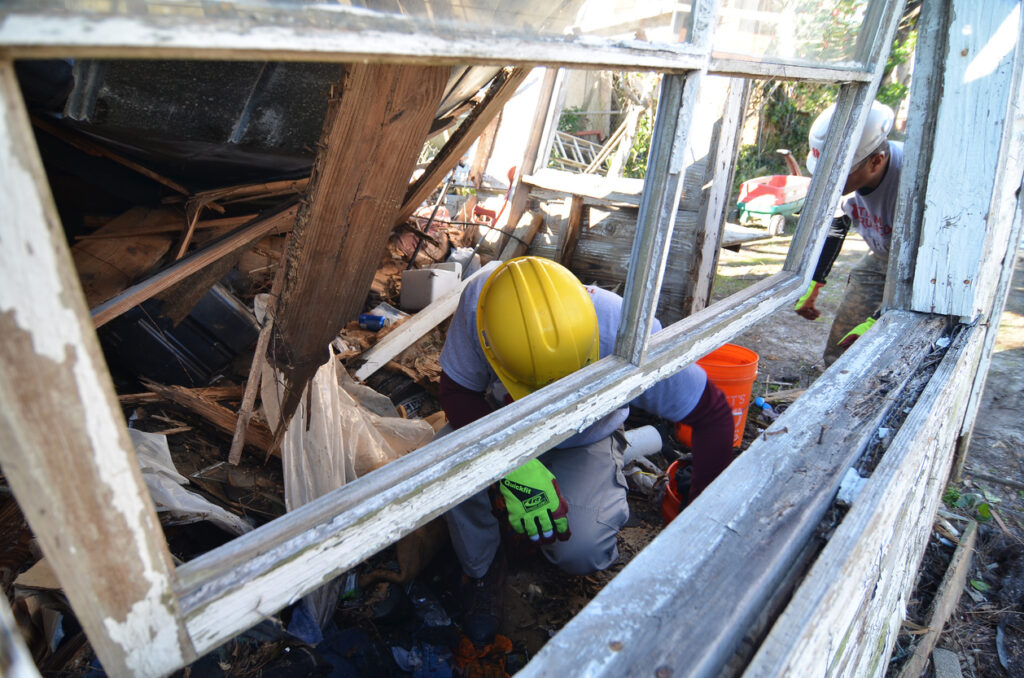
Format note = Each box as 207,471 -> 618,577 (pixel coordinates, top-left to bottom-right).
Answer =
398,66 -> 532,224
558,195 -> 585,266
142,380 -> 275,454
0,59 -> 193,677
90,201 -> 297,328
521,310 -> 947,678
909,0 -> 1024,318
0,7 -> 713,71
118,384 -> 245,406
271,63 -> 449,426
746,321 -> 985,677
498,210 -> 543,260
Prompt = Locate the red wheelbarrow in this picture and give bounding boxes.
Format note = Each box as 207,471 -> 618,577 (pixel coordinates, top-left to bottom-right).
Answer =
736,150 -> 811,236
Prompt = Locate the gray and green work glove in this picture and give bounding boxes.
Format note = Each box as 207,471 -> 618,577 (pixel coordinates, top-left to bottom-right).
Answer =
794,281 -> 824,320
838,316 -> 877,348
499,458 -> 570,544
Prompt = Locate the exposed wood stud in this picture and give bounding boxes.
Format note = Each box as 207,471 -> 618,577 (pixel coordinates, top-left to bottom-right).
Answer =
271,63 -> 449,426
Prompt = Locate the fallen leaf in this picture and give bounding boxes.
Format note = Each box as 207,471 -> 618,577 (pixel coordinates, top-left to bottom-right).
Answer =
970,579 -> 992,592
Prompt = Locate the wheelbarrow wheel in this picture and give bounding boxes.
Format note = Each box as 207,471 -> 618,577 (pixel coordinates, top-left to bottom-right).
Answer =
767,214 -> 786,237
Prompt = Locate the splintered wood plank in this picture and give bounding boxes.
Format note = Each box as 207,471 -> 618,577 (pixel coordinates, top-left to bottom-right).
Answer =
71,206 -> 175,306
272,63 -> 449,424
0,60 -> 194,677
90,202 -> 297,328
398,66 -> 531,224
142,380 -> 275,454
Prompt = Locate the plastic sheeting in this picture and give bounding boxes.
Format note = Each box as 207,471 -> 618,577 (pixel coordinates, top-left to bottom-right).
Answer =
129,428 -> 253,536
260,347 -> 436,634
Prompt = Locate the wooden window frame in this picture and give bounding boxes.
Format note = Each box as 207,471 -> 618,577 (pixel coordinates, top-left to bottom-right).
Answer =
9,0 -> 988,675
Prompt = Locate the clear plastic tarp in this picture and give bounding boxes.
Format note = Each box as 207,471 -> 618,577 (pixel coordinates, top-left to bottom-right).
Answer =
714,0 -> 870,63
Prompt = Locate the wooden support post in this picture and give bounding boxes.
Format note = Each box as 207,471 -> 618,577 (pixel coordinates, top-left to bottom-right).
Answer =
0,60 -> 194,677
272,63 -> 449,425
558,195 -> 585,266
500,68 -> 561,254
397,66 -> 531,224
498,210 -> 544,261
229,246 -> 288,465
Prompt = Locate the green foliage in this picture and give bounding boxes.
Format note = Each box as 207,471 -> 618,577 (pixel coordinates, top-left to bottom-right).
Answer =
623,108 -> 653,179
732,80 -> 837,199
941,486 -> 962,507
970,579 -> 992,593
558,106 -> 586,135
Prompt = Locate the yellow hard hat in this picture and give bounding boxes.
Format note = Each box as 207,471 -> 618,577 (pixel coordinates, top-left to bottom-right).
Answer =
476,256 -> 599,400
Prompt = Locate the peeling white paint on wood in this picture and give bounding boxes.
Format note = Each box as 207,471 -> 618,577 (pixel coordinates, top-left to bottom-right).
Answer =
0,61 -> 188,676
912,1 -> 1023,317
745,325 -> 984,678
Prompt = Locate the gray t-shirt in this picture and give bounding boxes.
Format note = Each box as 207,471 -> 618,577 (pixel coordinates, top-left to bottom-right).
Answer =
440,269 -> 708,448
842,140 -> 904,258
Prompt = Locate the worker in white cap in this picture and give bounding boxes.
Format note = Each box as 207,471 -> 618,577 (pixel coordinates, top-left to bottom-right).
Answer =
793,100 -> 901,365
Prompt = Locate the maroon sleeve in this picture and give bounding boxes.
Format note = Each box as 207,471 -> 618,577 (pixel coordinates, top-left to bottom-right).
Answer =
440,370 -> 494,430
678,380 -> 735,503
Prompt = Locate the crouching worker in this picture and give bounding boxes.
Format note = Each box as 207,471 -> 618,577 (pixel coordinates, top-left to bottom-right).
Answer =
438,256 -> 734,644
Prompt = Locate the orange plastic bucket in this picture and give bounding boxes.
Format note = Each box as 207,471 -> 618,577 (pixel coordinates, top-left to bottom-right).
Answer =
674,343 -> 759,448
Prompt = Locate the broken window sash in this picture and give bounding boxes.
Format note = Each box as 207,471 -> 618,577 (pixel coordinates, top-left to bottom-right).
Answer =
174,269 -> 801,655
0,0 -> 884,76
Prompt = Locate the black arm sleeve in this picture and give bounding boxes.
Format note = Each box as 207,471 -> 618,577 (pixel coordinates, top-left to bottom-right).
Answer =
811,215 -> 852,284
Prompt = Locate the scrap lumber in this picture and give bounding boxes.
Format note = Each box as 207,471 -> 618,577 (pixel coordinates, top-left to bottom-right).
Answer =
141,380 -> 275,454
354,261 -> 500,383
229,245 -> 288,466
118,385 -> 246,406
896,520 -> 978,678
71,206 -> 175,306
270,63 -> 449,427
398,66 -> 531,225
188,177 -> 310,206
90,201 -> 297,328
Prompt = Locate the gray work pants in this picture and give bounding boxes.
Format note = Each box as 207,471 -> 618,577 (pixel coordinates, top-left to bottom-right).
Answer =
824,251 -> 888,366
445,431 -> 630,578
